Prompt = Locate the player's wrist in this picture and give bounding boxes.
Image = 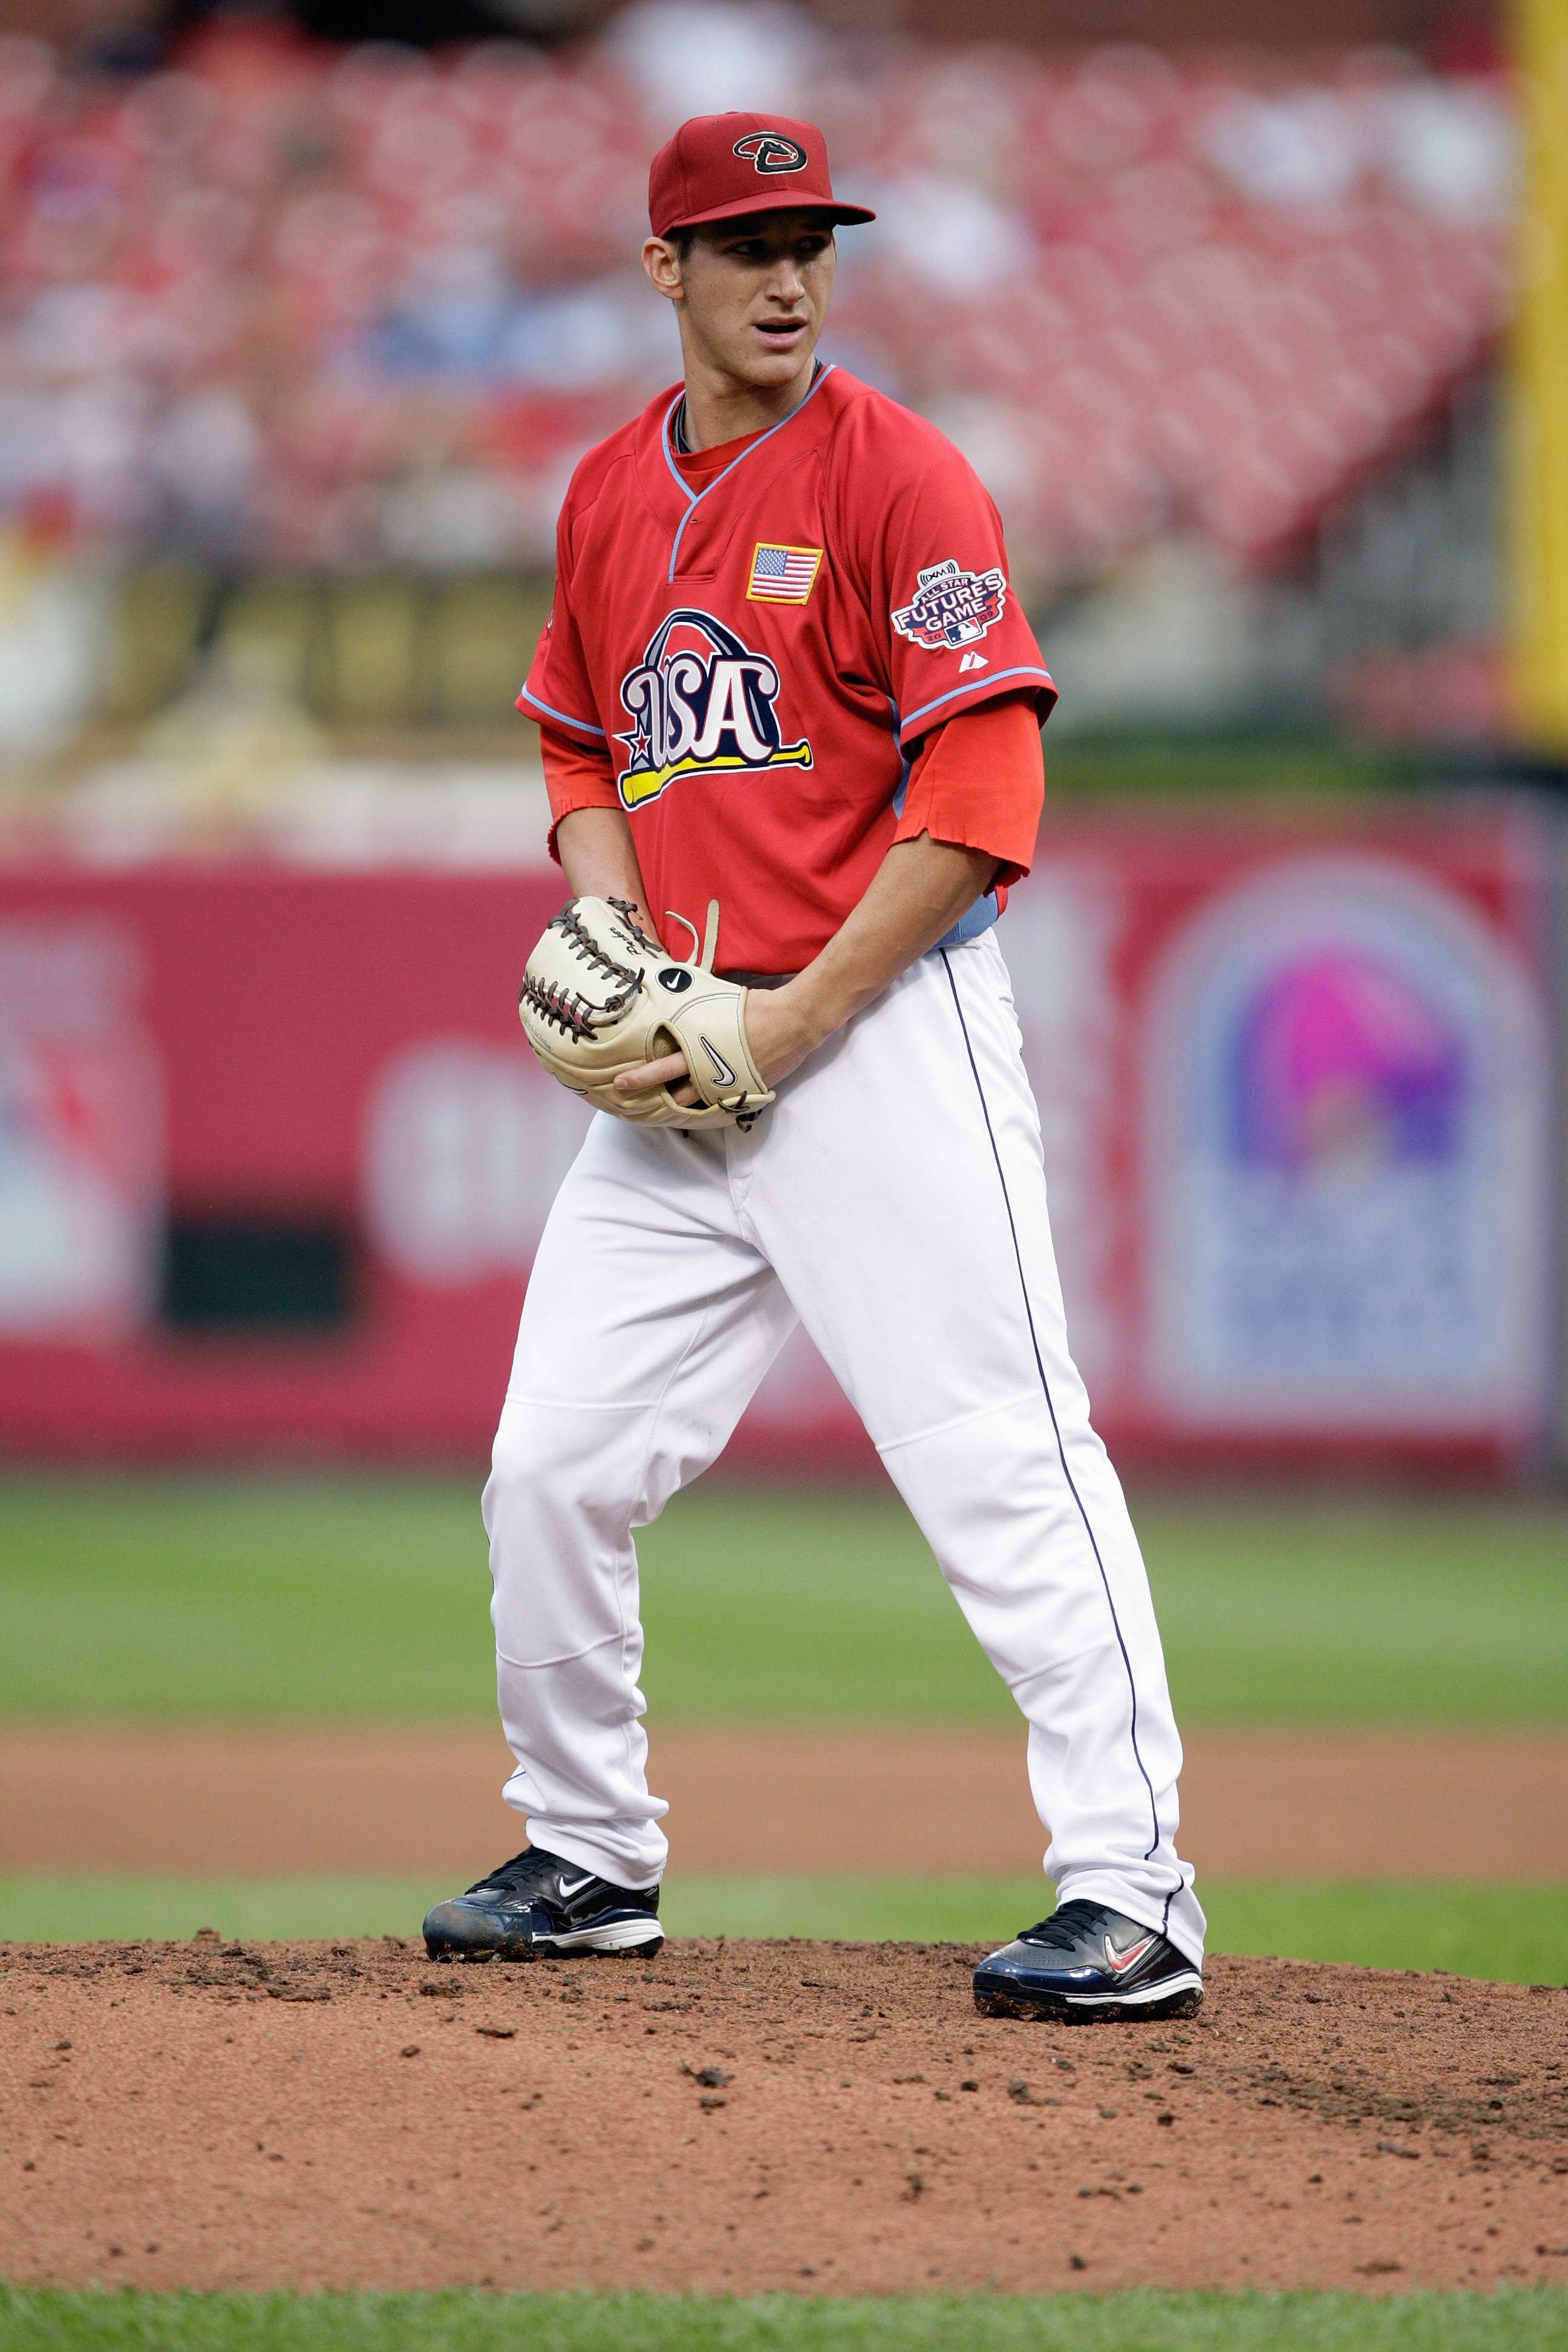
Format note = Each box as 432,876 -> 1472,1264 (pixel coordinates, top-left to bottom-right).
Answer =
768,972 -> 843,1055
742,977 -> 834,1085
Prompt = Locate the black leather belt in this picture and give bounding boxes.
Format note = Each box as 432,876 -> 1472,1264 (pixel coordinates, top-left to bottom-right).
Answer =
718,972 -> 798,990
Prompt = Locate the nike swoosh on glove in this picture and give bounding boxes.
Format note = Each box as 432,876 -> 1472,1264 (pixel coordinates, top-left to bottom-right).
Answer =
518,895 -> 774,1132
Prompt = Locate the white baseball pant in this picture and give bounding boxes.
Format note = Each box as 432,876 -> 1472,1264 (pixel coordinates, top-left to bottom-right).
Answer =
483,929 -> 1205,1965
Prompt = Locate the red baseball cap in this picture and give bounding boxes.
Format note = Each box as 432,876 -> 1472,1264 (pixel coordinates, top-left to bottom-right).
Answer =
648,111 -> 875,240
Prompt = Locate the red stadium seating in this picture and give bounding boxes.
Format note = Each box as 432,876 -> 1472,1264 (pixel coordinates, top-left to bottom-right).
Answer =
0,24 -> 1511,581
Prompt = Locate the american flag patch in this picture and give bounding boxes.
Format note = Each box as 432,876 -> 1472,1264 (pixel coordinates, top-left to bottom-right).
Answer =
747,541 -> 823,604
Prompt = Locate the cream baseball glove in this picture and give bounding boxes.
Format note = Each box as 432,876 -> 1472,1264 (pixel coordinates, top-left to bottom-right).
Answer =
518,895 -> 775,1131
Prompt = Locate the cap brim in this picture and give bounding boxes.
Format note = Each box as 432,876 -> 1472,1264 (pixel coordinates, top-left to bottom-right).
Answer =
655,194 -> 875,235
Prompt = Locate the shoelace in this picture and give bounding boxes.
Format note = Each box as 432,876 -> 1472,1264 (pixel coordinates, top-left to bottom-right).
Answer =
1018,1901 -> 1108,1950
464,1849 -> 546,1899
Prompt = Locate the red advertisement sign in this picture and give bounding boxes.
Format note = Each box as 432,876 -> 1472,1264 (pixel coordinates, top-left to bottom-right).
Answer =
0,799 -> 1553,1471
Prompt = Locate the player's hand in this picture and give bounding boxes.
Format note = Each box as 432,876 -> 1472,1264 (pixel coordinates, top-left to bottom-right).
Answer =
613,1046 -> 702,1109
732,983 -> 821,1088
613,982 -> 822,1109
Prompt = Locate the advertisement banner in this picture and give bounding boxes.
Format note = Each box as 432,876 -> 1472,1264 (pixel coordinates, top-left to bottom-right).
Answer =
0,800 -> 1553,1471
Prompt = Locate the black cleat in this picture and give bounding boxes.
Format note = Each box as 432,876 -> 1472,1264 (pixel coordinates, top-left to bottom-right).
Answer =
422,1845 -> 664,1962
973,1899 -> 1203,2022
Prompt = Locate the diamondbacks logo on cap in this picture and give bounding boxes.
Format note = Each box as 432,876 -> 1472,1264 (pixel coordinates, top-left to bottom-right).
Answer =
892,558 -> 1008,651
733,131 -> 808,175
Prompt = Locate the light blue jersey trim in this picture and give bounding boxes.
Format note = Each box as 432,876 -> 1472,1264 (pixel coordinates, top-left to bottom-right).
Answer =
519,687 -> 607,740
934,892 -> 999,952
659,393 -> 696,511
889,717 -> 913,819
662,367 -> 837,584
900,665 -> 1055,736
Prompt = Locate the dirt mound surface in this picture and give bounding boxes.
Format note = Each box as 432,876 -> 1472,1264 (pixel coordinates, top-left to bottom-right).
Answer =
2,1941 -> 1565,2296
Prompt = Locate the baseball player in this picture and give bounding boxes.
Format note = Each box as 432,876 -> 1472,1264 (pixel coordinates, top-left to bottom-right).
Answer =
422,111 -> 1204,2020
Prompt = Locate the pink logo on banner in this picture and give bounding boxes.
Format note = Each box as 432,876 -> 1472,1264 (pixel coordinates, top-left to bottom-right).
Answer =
1230,950 -> 1466,1179
1143,858 -> 1551,1436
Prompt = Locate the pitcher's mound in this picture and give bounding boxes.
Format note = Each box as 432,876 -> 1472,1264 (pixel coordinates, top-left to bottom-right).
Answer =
2,1939 -> 1564,2295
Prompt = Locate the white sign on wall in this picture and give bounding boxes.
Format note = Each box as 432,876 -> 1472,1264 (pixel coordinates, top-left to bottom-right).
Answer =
364,1037 -> 592,1286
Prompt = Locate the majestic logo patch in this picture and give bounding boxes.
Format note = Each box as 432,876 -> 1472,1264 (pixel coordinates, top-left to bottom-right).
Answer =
616,610 -> 812,811
747,541 -> 822,605
733,131 -> 808,175
892,558 -> 1008,651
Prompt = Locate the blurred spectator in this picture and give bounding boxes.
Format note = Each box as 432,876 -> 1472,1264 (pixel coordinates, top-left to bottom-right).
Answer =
0,11 -> 1514,733
0,512 -> 110,755
600,0 -> 817,122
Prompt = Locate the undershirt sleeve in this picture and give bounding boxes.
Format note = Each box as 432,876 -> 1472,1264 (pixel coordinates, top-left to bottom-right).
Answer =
892,690 -> 1044,889
539,723 -> 621,865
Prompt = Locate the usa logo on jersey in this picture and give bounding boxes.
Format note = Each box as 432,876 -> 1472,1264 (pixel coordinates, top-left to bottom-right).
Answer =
616,610 -> 813,811
892,558 -> 1008,651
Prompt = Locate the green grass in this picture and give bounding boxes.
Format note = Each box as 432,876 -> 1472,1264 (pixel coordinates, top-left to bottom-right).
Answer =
0,1872 -> 451,1945
0,1478 -> 1564,1731
1,2288 -> 1565,2351
2,1874 -> 1563,1984
1193,1881 -> 1568,1985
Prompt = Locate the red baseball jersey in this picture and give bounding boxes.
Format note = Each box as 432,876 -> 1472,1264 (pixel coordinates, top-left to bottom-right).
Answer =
520,365 -> 1056,975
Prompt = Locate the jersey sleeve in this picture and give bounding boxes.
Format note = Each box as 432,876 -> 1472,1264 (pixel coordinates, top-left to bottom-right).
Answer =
517,509 -> 619,860
516,541 -> 610,750
893,690 -> 1044,886
870,439 -> 1056,753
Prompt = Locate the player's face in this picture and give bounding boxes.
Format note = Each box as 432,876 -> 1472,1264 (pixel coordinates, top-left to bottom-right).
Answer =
646,212 -> 837,391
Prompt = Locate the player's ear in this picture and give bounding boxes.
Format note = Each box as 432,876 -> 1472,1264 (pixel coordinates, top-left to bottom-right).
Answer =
642,236 -> 685,303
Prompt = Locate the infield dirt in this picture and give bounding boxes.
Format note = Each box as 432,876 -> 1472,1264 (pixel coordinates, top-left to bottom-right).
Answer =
2,1939 -> 1565,2297
4,1728 -> 1565,1876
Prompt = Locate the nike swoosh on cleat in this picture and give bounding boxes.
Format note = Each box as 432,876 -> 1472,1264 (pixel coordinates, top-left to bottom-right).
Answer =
700,1037 -> 736,1085
1104,1933 -> 1157,1975
558,1873 -> 597,1898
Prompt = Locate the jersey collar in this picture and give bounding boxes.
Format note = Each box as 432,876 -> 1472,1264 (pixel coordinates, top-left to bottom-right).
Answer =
646,364 -> 837,585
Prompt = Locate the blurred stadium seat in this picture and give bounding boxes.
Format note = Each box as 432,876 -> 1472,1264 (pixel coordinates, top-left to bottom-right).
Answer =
0,10 -> 1513,733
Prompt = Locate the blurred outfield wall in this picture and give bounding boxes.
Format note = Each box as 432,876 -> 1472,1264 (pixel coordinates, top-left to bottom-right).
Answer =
1510,0 -> 1568,751
0,794 -> 1554,1475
